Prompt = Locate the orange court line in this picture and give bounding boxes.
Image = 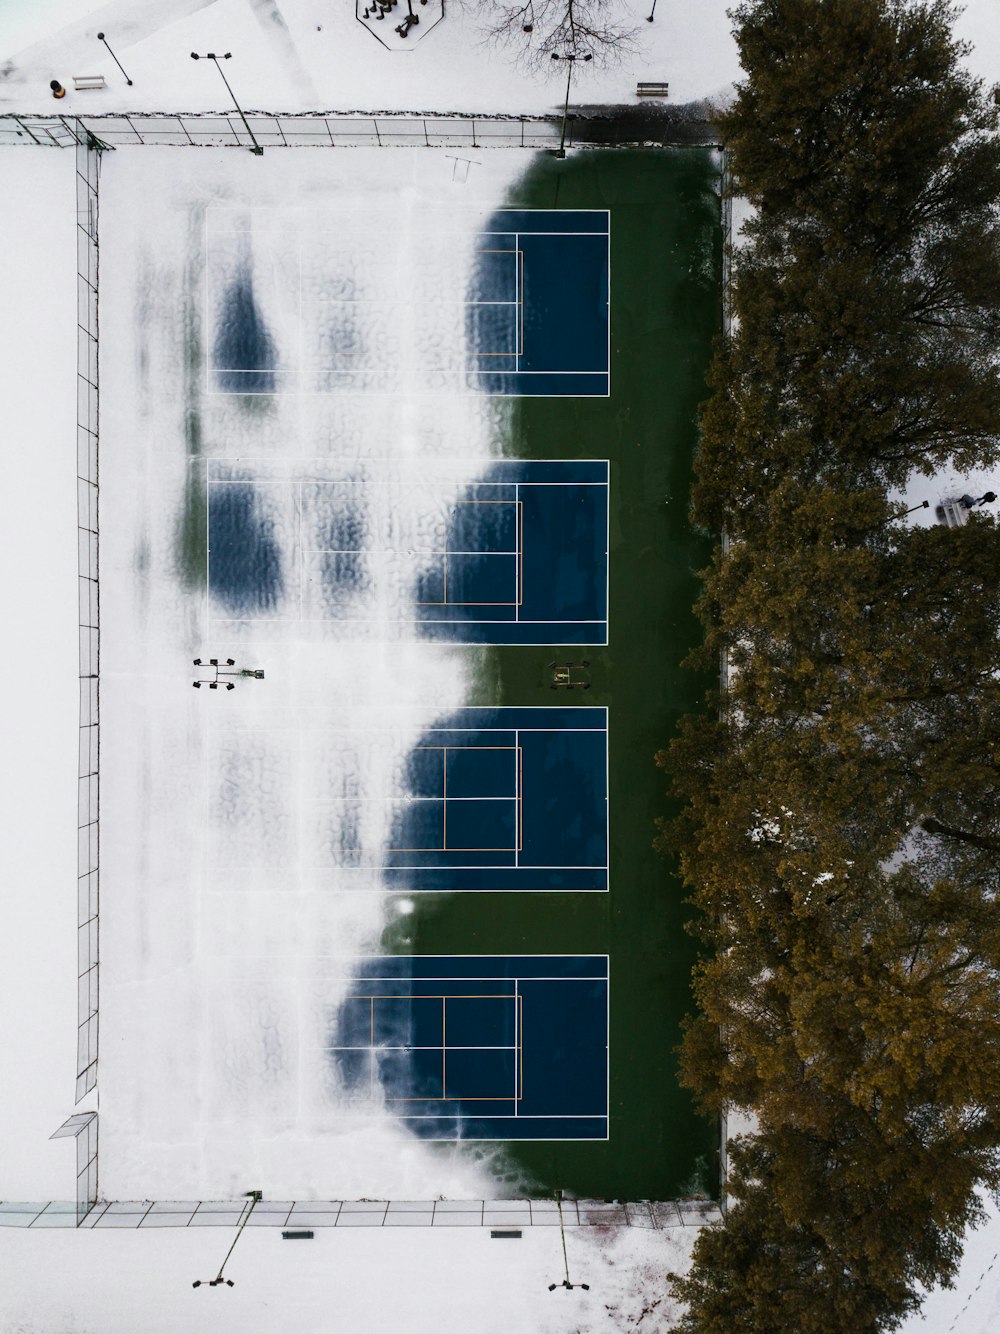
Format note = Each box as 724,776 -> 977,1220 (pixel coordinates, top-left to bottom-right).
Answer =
346,991 -> 524,1103
383,744 -> 522,852
518,247 -> 524,356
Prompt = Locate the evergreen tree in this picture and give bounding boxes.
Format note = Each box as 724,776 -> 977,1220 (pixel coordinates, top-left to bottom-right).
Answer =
667,2 -> 1000,1327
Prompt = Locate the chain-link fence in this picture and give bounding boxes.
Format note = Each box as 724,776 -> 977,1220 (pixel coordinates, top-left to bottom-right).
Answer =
0,1194 -> 721,1230
1,118 -> 728,1220
75,135 -> 100,1105
0,107 -> 718,152
49,1112 -> 98,1225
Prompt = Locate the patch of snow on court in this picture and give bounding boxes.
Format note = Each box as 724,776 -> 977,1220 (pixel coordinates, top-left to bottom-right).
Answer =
96,146 -> 528,1200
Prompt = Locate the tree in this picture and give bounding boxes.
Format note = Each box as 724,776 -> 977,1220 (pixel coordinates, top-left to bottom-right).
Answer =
475,0 -> 639,69
664,2 -> 1000,1326
668,1136 -> 925,1334
719,0 -> 999,248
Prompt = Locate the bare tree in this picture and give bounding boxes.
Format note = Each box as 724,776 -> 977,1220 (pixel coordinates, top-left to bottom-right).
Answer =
476,0 -> 640,71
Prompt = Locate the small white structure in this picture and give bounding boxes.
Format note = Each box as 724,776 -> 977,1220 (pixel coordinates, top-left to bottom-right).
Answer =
936,492 -> 997,526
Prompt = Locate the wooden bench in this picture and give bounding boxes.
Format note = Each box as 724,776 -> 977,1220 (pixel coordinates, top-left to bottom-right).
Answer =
636,81 -> 669,97
73,75 -> 106,91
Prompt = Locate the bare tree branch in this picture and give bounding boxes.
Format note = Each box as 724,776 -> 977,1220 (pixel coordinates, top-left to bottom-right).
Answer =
473,0 -> 641,72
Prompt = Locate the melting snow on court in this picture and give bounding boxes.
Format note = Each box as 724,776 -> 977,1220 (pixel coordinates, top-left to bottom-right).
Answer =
97,147 -> 542,1200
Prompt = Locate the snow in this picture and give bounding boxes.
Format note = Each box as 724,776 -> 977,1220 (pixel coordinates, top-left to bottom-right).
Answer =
2,0 -> 1000,1330
94,144 -> 538,1201
901,1196 -> 1000,1334
0,0 -> 741,116
0,148 -> 80,1199
0,1219 -> 700,1334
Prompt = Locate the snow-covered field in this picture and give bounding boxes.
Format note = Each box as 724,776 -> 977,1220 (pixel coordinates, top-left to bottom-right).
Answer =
3,1 -> 1000,1331
0,0 -> 740,117
0,1213 -> 701,1334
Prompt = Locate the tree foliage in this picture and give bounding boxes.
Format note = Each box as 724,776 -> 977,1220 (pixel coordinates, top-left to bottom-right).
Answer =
693,0 -> 1000,535
664,1 -> 1000,1329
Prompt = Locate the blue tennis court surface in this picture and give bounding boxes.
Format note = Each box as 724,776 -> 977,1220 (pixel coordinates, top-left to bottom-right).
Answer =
468,210 -> 610,397
414,460 -> 608,643
329,956 -> 609,1140
381,707 -> 607,891
205,459 -> 608,644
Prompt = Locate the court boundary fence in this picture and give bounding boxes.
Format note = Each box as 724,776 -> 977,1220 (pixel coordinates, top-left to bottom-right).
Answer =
49,1113 -> 98,1225
75,135 -> 100,1107
6,117 -> 730,1224
0,1194 -> 721,1230
0,108 -> 716,151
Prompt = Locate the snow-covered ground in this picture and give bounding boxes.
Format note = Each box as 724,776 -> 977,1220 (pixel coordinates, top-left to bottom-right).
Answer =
0,0 -> 740,117
0,1213 -> 700,1334
3,1 -> 1000,1331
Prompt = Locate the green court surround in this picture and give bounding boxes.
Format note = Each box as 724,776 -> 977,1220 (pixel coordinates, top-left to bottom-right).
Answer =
382,148 -> 722,1201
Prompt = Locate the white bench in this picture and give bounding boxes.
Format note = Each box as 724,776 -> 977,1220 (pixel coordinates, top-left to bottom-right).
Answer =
73,75 -> 106,91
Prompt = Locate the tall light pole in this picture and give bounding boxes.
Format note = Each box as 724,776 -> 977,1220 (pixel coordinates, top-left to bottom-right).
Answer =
551,51 -> 591,159
192,1191 -> 262,1288
96,32 -> 133,85
190,52 -> 263,155
547,1190 -> 591,1292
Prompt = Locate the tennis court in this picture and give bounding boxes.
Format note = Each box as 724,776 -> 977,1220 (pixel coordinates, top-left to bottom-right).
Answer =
205,458 -> 609,643
467,210 -> 610,396
329,955 -> 609,1140
384,706 -> 607,890
207,707 -> 607,892
206,206 -> 609,398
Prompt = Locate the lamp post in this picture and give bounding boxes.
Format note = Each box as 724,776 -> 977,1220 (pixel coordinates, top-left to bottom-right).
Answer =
647,0 -> 658,20
192,1191 -> 262,1288
547,1190 -> 591,1292
96,32 -> 133,85
190,52 -> 263,155
551,51 -> 591,159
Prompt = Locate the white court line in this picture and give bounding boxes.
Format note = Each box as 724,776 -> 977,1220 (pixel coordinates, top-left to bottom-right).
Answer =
207,369 -> 609,379
210,864 -> 608,872
209,726 -> 607,734
303,548 -> 520,556
249,975 -> 607,983
208,716 -> 607,736
206,617 -> 608,623
200,454 -> 608,466
514,978 -> 520,1115
205,479 -> 609,486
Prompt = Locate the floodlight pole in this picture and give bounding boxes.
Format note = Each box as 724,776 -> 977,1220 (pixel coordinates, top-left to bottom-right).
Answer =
96,32 -> 133,85
551,51 -> 591,159
190,52 -> 263,155
193,1191 -> 262,1288
547,1190 -> 590,1292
